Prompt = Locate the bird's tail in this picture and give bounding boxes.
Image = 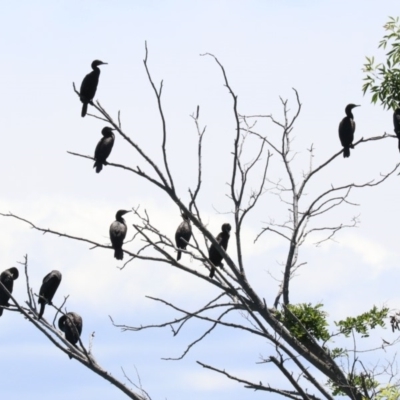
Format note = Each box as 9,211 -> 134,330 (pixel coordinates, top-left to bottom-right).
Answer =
177,250 -> 182,261
209,266 -> 215,278
114,248 -> 124,260
0,307 -> 3,317
93,161 -> 103,173
38,302 -> 45,320
343,147 -> 350,158
81,103 -> 88,118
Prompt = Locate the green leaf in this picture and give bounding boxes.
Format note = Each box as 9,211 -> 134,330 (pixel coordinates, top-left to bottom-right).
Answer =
276,303 -> 330,343
362,16 -> 400,109
335,306 -> 388,338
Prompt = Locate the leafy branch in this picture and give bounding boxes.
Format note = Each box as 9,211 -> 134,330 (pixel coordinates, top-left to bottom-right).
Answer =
363,16 -> 400,109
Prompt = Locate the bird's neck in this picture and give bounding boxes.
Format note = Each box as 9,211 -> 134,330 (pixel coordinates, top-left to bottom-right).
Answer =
91,67 -> 101,77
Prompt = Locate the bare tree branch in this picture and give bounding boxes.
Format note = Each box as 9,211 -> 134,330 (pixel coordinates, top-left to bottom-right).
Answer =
143,42 -> 175,193
197,361 -> 309,400
0,265 -> 148,400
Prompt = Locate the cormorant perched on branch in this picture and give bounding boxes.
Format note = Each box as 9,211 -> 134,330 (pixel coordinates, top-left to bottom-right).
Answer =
208,223 -> 231,278
80,60 -> 107,117
393,108 -> 400,152
110,210 -> 131,260
38,270 -> 62,320
175,214 -> 192,260
338,104 -> 359,158
0,267 -> 19,317
94,127 -> 115,173
58,312 -> 83,359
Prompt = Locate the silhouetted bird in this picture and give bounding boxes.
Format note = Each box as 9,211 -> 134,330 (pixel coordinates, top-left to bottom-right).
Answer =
38,270 -> 62,320
94,127 -> 115,173
110,210 -> 131,260
393,108 -> 400,152
0,267 -> 19,317
80,60 -> 107,117
338,104 -> 359,158
208,223 -> 231,278
58,312 -> 83,359
175,214 -> 192,260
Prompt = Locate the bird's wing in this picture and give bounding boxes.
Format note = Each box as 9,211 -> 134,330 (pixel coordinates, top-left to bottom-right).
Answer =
394,112 -> 400,133
174,224 -> 182,244
0,273 -> 13,292
42,272 -> 52,284
40,271 -> 61,300
94,137 -> 105,158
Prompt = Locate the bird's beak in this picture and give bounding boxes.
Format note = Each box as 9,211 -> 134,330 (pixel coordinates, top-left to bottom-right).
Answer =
101,62 -> 108,65
355,105 -> 360,107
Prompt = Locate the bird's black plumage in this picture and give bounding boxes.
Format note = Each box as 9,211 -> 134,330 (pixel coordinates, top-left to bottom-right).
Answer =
175,214 -> 192,260
80,60 -> 107,117
94,127 -> 115,173
0,267 -> 19,317
338,104 -> 359,158
393,108 -> 400,152
110,210 -> 130,260
58,312 -> 83,359
38,270 -> 62,320
208,223 -> 231,278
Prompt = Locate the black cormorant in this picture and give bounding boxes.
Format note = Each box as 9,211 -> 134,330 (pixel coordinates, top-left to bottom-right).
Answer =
393,108 -> 400,151
110,210 -> 131,260
338,104 -> 359,158
94,127 -> 115,173
80,60 -> 107,117
38,270 -> 62,320
175,214 -> 192,260
0,267 -> 19,317
58,312 -> 83,358
208,223 -> 231,278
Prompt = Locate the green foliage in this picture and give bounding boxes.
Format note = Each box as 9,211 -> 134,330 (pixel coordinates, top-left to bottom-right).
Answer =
335,306 -> 389,338
376,385 -> 400,400
329,381 -> 400,399
277,303 -> 330,343
363,16 -> 400,110
326,347 -> 348,360
329,373 -> 379,397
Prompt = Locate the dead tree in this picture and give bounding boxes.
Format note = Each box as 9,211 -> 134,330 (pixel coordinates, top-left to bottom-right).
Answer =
1,44 -> 400,399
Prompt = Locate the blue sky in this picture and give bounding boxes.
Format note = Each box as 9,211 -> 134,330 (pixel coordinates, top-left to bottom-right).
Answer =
1,1 -> 400,399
